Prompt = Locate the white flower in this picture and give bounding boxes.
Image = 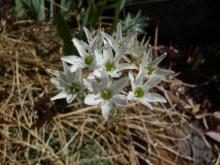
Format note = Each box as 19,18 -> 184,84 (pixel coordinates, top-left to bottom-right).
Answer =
93,45 -> 135,78
129,35 -> 150,59
128,65 -> 166,110
84,27 -> 104,50
50,62 -> 83,103
102,22 -> 133,55
83,72 -> 129,120
61,37 -> 99,72
142,47 -> 174,78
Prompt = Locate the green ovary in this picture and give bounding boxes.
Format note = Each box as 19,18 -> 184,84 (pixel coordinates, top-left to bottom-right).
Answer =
68,83 -> 81,93
145,65 -> 155,75
134,87 -> 144,98
105,62 -> 115,72
84,55 -> 93,65
117,41 -> 125,48
101,89 -> 112,100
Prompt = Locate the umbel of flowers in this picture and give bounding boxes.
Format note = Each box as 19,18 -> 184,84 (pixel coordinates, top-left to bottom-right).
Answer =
49,23 -> 174,120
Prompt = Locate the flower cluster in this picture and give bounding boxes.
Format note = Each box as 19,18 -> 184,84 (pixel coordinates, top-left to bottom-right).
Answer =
50,23 -> 174,120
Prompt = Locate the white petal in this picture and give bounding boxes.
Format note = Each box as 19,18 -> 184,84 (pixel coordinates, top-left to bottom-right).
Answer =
94,49 -> 104,66
74,69 -> 82,82
62,62 -> 73,78
135,64 -> 144,86
87,73 -> 95,79
140,98 -> 153,110
155,68 -> 174,76
51,92 -> 67,101
50,78 -> 60,87
142,48 -> 152,65
102,32 -> 114,48
83,78 -> 102,93
93,69 -> 109,87
93,69 -> 105,78
126,36 -> 135,51
128,72 -> 135,90
112,94 -> 128,106
143,75 -> 164,91
62,61 -> 69,73
143,37 -> 151,48
108,70 -> 121,78
83,27 -> 93,42
95,28 -> 103,45
110,77 -> 129,94
116,23 -> 122,40
61,62 -> 79,82
66,94 -> 77,103
116,63 -> 136,72
145,93 -> 167,103
148,47 -> 153,64
83,78 -> 94,92
89,37 -> 97,52
81,41 -> 89,49
103,46 -> 113,63
114,50 -> 125,64
152,53 -> 167,66
61,56 -> 83,65
72,38 -> 86,57
55,76 -> 66,87
70,65 -> 81,72
84,94 -> 102,105
101,101 -> 115,120
46,69 -> 60,77
127,91 -> 134,101
92,68 -> 109,84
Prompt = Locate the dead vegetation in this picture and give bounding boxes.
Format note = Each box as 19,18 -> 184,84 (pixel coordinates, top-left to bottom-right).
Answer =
0,21 -> 219,165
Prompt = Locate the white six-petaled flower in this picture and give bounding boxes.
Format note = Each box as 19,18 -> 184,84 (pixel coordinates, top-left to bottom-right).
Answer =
128,65 -> 167,110
128,35 -> 150,59
50,62 -> 83,103
93,45 -> 135,78
142,46 -> 174,78
84,27 -> 104,50
102,23 -> 134,55
83,72 -> 129,120
61,35 -> 99,72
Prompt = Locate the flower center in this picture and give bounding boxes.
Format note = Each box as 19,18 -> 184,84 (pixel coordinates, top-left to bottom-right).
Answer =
134,87 -> 144,98
68,82 -> 81,93
101,89 -> 112,100
117,41 -> 125,48
145,65 -> 155,75
105,62 -> 115,72
84,55 -> 93,65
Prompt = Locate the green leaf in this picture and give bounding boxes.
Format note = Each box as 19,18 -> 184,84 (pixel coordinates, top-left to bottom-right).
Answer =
79,0 -> 105,39
18,0 -> 45,20
15,0 -> 24,17
15,0 -> 23,12
113,0 -> 126,31
36,0 -> 45,21
60,0 -> 73,11
55,10 -> 76,55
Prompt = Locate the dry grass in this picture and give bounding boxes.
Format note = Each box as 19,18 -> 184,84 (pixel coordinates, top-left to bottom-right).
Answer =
0,21 -> 218,165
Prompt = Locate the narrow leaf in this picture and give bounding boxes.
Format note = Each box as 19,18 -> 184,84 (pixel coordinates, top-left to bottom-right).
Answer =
55,10 -> 76,55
